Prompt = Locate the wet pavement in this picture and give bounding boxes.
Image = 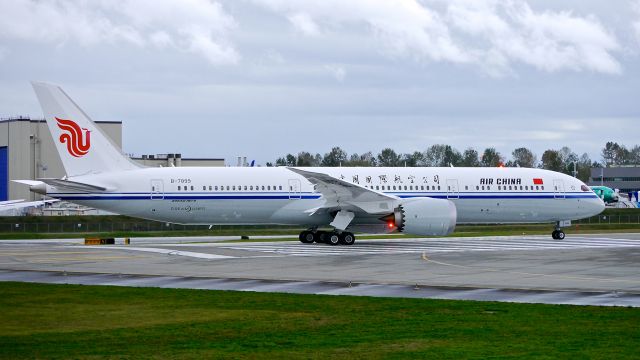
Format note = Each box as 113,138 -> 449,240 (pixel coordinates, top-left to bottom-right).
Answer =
1,233 -> 639,307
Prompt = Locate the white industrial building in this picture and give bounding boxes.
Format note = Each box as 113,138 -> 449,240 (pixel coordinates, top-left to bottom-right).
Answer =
0,116 -> 224,201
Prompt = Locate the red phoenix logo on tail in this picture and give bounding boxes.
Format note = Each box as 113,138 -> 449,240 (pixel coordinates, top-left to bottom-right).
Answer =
55,117 -> 91,157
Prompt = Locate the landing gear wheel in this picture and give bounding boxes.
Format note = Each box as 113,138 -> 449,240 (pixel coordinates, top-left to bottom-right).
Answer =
315,231 -> 326,244
327,232 -> 341,246
299,231 -> 315,244
552,230 -> 565,240
339,232 -> 355,245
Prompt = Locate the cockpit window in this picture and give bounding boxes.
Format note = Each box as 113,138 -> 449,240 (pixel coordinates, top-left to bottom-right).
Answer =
581,185 -> 590,192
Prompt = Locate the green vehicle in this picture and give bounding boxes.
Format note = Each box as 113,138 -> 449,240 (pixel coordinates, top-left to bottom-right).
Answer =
590,186 -> 619,204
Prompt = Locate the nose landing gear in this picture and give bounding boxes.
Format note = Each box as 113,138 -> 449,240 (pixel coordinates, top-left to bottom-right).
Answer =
552,229 -> 565,240
551,221 -> 566,240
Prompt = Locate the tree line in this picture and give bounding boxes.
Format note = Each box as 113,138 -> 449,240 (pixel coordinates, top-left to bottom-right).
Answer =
267,142 -> 640,182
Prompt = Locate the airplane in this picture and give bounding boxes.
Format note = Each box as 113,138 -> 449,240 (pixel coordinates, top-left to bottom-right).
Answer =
589,186 -> 619,205
0,199 -> 59,214
14,82 -> 604,244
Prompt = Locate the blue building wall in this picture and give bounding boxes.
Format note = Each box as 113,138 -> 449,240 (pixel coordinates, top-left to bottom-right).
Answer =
0,147 -> 7,201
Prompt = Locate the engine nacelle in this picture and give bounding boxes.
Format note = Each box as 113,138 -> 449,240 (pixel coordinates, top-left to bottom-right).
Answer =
394,197 -> 457,236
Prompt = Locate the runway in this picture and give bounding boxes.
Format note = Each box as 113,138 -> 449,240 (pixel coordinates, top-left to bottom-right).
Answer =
1,233 -> 639,307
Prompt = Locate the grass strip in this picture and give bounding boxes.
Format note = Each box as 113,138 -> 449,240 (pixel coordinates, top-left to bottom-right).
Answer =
0,282 -> 638,359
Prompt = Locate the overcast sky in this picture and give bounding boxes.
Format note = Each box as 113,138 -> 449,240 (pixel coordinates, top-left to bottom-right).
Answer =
1,0 -> 639,165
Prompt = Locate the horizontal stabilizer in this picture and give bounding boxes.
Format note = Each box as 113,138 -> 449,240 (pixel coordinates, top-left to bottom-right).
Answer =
39,178 -> 107,192
12,180 -> 42,187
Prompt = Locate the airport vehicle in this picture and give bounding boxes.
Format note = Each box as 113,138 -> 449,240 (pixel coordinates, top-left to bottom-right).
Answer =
590,186 -> 619,204
15,83 -> 605,244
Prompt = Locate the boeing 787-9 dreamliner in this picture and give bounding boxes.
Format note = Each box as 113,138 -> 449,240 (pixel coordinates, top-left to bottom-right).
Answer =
15,82 -> 605,245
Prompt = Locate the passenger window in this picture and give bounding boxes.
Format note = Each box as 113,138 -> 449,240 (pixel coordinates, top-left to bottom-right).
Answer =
508,186 -> 512,190
541,186 -> 544,190
476,186 -> 479,190
215,186 -> 218,191
232,186 -> 236,191
421,186 -> 424,190
375,185 -> 379,190
536,186 -> 539,190
438,186 -> 441,190
279,186 -> 283,190
226,186 -> 230,191
250,186 -> 253,190
482,186 -> 485,190
487,186 -> 491,191
203,186 -> 206,191
497,186 -> 501,190
267,186 -> 271,190
520,186 -> 523,190
262,186 -> 265,191
244,186 -> 247,191
191,186 -> 194,191
178,186 -> 181,190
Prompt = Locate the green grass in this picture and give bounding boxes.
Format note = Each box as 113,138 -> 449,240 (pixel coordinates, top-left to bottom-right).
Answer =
1,208 -> 640,240
0,282 -> 637,359
2,223 -> 640,241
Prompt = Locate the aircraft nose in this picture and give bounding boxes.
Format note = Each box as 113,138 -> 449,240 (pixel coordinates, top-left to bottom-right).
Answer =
589,197 -> 605,216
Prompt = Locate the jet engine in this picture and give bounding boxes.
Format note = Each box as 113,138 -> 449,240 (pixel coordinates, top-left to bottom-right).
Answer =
388,197 -> 457,236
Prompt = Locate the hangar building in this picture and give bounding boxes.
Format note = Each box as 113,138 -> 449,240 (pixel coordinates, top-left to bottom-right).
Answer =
589,167 -> 640,193
0,117 -> 224,201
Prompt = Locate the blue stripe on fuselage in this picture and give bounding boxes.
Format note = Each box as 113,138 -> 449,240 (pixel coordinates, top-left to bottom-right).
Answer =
49,192 -> 599,201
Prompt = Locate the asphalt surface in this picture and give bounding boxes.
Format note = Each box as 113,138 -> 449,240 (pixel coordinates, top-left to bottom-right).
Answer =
1,233 -> 639,307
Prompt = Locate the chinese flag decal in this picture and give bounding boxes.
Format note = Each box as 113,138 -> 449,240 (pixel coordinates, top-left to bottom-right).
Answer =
533,178 -> 544,185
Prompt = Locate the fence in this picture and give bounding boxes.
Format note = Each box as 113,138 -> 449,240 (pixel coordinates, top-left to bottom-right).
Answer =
0,222 -> 302,233
1,214 -> 639,233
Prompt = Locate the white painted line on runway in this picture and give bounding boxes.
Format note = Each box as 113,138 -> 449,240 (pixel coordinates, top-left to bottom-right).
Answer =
82,246 -> 234,259
220,236 -> 640,257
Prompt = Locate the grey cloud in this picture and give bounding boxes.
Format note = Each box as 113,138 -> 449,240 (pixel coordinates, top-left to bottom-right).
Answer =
252,0 -> 622,75
0,0 -> 239,65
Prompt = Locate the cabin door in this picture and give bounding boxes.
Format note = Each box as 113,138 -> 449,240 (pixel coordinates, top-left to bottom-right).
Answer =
150,179 -> 164,200
553,179 -> 565,199
288,179 -> 302,200
446,179 -> 459,199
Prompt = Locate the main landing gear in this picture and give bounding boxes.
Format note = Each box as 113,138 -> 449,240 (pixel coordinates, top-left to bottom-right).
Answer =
299,229 -> 355,245
551,221 -> 565,240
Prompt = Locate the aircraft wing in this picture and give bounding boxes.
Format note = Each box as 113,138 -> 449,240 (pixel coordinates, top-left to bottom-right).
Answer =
0,199 -> 58,211
287,167 -> 399,215
0,199 -> 26,206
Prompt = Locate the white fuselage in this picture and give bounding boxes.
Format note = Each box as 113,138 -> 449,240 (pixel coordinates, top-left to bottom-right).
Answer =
44,166 -> 604,228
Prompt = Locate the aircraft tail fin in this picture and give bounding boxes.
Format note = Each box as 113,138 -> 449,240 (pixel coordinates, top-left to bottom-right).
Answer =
31,82 -> 140,177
